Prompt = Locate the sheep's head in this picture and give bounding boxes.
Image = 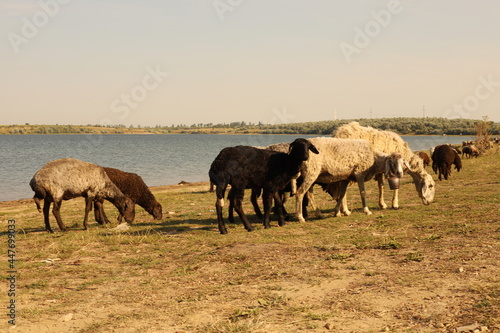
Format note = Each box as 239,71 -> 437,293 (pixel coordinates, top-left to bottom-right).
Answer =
385,153 -> 405,178
288,138 -> 319,161
152,201 -> 163,220
410,171 -> 435,205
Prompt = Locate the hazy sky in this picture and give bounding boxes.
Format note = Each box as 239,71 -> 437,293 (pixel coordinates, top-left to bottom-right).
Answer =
1,0 -> 499,126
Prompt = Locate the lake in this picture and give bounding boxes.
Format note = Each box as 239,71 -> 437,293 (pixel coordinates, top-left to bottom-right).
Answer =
0,134 -> 474,202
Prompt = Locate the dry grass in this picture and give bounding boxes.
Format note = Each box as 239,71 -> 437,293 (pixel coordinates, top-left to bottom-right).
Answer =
0,150 -> 499,332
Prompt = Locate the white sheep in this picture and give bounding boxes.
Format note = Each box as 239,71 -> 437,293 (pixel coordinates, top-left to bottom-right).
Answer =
316,151 -> 407,216
333,122 -> 435,209
30,158 -> 135,232
294,137 -> 389,222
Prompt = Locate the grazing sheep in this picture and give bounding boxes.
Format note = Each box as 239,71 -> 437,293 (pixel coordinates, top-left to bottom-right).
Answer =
93,167 -> 163,224
29,158 -> 135,232
462,145 -> 479,158
209,138 -> 319,234
417,151 -> 431,167
294,138 -> 407,221
333,122 -> 435,209
431,145 -> 462,180
318,152 -> 408,216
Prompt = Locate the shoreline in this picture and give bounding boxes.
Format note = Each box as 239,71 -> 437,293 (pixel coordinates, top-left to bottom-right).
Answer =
0,181 -> 212,206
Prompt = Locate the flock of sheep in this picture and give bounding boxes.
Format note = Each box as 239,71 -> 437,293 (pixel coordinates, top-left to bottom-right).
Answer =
29,122 -> 490,234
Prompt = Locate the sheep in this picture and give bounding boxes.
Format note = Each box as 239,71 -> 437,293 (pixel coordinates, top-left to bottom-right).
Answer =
294,138 -> 405,222
93,167 -> 163,224
29,158 -> 135,232
462,145 -> 479,158
417,151 -> 431,167
333,122 -> 435,209
317,152 -> 408,216
431,145 -> 462,181
209,138 -> 319,234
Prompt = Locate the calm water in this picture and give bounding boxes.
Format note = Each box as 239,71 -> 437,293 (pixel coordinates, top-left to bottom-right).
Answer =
0,134 -> 473,202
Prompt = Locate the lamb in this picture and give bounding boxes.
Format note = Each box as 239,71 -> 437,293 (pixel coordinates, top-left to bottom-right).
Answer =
93,167 -> 163,224
417,151 -> 431,167
294,138 -> 404,222
209,138 -> 319,234
431,145 -> 462,180
333,122 -> 435,209
29,158 -> 135,232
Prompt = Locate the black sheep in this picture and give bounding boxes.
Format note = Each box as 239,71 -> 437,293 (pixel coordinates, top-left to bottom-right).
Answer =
208,138 -> 319,234
94,167 -> 163,224
431,145 -> 462,181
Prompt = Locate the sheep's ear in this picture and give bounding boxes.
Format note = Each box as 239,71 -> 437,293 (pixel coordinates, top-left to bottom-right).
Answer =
309,143 -> 319,154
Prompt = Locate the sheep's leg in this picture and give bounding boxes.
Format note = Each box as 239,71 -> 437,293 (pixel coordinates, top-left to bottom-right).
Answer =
340,195 -> 351,216
42,198 -> 53,233
333,181 -> 350,217
262,190 -> 273,229
82,196 -> 94,230
376,174 -> 388,209
391,189 -> 399,210
355,178 -> 372,215
233,190 -> 254,232
227,188 -> 236,224
52,199 -> 68,232
306,186 -> 323,219
250,187 -> 263,219
215,196 -> 227,234
94,199 -> 112,225
296,178 -> 315,222
273,191 -> 286,227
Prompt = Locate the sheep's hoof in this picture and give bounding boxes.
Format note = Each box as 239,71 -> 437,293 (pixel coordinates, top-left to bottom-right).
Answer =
392,206 -> 400,210
342,210 -> 351,216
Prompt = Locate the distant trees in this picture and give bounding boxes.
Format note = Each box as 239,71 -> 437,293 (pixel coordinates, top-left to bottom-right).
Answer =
2,117 -> 499,135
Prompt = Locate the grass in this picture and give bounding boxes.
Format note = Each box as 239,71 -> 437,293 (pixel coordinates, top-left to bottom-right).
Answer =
0,149 -> 499,332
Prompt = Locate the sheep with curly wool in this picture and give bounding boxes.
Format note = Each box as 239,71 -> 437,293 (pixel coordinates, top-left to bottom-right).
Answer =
333,122 -> 435,209
93,167 -> 163,224
294,137 -> 387,222
209,138 -> 318,234
29,158 -> 135,232
317,151 -> 407,216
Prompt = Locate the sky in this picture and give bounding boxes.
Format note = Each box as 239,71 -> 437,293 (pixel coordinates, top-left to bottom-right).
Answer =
1,0 -> 499,126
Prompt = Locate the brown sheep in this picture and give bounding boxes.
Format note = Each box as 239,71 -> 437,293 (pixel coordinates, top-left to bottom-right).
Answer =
94,167 -> 163,224
431,145 -> 462,181
417,151 -> 431,167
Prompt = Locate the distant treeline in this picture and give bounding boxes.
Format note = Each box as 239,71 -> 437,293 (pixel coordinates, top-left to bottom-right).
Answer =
2,117 -> 499,136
